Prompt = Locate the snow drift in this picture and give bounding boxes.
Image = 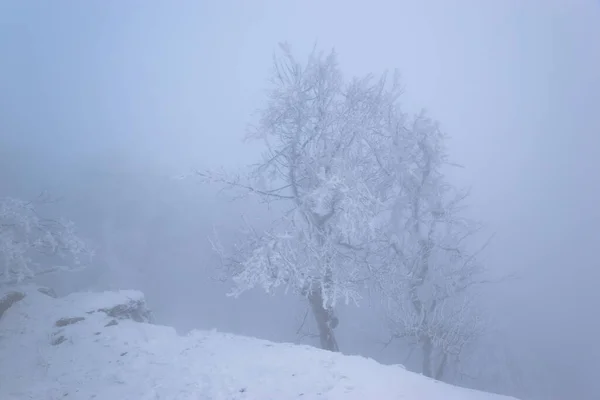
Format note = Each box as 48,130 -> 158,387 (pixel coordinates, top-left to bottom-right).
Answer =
0,287 -> 517,400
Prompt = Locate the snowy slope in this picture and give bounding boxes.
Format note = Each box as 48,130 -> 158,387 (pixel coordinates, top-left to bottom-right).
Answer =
0,287 -> 518,400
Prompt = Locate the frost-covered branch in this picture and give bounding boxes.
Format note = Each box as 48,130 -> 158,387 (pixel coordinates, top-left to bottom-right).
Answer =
372,112 -> 491,381
200,43 -> 403,352
0,196 -> 93,286
196,42 -> 492,361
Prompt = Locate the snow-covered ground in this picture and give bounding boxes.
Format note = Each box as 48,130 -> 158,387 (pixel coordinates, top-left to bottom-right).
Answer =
0,286 -> 517,400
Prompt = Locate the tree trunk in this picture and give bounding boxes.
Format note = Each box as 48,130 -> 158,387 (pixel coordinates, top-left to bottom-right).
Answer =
421,336 -> 448,381
421,336 -> 433,378
308,286 -> 339,352
434,352 -> 448,381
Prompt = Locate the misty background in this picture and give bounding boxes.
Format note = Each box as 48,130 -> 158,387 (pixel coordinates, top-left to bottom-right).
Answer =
1,1 -> 599,399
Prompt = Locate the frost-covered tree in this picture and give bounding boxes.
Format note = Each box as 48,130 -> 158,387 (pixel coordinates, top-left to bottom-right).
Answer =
0,195 -> 92,286
373,112 -> 488,380
203,44 -> 399,351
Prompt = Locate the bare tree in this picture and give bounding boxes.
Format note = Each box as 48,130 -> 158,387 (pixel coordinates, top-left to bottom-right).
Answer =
372,112 -> 489,380
202,44 -> 399,351
0,194 -> 92,286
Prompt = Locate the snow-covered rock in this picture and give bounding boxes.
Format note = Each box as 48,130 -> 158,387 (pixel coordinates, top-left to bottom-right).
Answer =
0,287 -> 518,400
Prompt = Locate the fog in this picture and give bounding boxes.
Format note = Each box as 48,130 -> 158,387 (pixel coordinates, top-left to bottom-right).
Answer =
1,1 -> 599,399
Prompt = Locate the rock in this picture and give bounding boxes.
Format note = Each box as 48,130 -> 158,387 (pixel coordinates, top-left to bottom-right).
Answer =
97,298 -> 153,323
37,287 -> 57,298
50,333 -> 67,346
0,291 -> 26,320
55,317 -> 86,327
51,336 -> 67,346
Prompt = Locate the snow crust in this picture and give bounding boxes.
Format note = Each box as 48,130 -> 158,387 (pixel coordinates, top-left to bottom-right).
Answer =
0,287 -> 518,400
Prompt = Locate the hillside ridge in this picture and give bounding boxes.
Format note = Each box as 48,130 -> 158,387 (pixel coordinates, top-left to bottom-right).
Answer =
0,286 -> 517,400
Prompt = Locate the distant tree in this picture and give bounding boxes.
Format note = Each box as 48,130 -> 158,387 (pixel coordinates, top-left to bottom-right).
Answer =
372,112 -> 489,380
202,43 -> 400,351
0,194 -> 92,286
